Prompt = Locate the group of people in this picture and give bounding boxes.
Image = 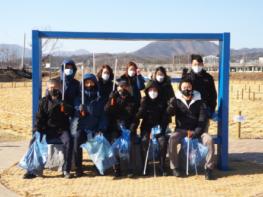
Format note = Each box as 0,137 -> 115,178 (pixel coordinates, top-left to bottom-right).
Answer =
23,54 -> 217,180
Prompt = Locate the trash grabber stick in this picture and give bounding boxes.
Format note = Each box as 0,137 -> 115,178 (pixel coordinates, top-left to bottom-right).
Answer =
60,63 -> 66,112
80,64 -> 86,117
186,130 -> 190,176
62,63 -> 66,101
81,64 -> 84,105
112,58 -> 118,92
143,140 -> 151,175
152,140 -> 156,178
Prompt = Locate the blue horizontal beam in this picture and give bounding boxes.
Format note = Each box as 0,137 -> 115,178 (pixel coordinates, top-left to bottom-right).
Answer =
36,30 -> 224,41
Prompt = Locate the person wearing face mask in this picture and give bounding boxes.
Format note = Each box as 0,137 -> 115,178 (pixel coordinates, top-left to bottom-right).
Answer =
182,54 -> 217,119
166,78 -> 215,180
97,64 -> 115,105
104,79 -> 137,177
153,66 -> 175,107
60,59 -> 81,107
119,61 -> 145,109
23,79 -> 74,179
130,80 -> 169,176
70,73 -> 107,177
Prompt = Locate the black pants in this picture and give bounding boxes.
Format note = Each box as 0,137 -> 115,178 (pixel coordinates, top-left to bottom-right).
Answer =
73,130 -> 87,173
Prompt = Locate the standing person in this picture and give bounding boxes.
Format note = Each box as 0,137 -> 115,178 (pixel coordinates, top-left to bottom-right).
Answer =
153,66 -> 175,106
130,80 -> 168,176
104,79 -> 137,177
119,61 -> 145,109
23,79 -> 73,179
71,73 -> 107,177
182,54 -> 217,118
166,78 -> 215,180
96,64 -> 115,105
60,59 -> 81,107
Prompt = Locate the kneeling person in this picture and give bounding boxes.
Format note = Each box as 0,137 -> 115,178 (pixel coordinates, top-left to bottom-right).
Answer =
23,78 -> 73,179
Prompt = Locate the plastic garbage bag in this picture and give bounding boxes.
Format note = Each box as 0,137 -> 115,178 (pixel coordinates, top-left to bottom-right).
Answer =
148,125 -> 161,161
81,134 -> 116,175
18,132 -> 48,175
182,137 -> 208,171
111,124 -> 131,160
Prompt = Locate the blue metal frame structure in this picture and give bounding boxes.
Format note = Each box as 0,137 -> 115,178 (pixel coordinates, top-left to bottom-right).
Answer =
32,30 -> 230,170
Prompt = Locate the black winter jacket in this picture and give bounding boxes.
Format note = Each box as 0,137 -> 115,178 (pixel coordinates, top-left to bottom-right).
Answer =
34,95 -> 72,138
130,95 -> 168,136
104,91 -> 137,130
167,91 -> 208,138
154,77 -> 175,106
182,69 -> 217,114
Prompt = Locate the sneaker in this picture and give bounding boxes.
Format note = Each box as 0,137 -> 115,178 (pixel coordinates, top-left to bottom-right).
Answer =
159,167 -> 167,176
23,172 -> 36,179
63,171 -> 72,179
114,169 -> 121,177
127,170 -> 134,178
205,169 -> 213,180
172,168 -> 181,177
75,171 -> 83,177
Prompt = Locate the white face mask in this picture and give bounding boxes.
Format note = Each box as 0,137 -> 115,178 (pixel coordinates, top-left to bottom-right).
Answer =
102,73 -> 110,81
148,91 -> 158,99
192,66 -> 203,74
156,75 -> 164,83
128,70 -> 136,77
64,68 -> 73,76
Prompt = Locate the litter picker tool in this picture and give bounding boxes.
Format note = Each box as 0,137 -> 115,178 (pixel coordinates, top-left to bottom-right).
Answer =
143,140 -> 151,175
60,63 -> 66,112
111,58 -> 118,106
112,58 -> 118,91
186,130 -> 190,176
80,64 -> 86,117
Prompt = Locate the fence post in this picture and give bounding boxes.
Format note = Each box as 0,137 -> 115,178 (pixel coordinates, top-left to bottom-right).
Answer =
253,92 -> 255,101
238,111 -> 242,139
241,88 -> 243,100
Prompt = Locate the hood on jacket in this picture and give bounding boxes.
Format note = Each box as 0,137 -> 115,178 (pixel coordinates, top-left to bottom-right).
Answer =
144,80 -> 160,99
175,90 -> 201,108
60,59 -> 77,81
82,73 -> 99,90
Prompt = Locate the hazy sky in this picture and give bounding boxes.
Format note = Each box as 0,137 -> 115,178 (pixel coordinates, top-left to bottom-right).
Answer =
0,0 -> 262,53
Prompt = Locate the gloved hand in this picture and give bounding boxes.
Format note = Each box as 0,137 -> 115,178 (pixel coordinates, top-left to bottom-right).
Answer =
187,130 -> 194,138
79,104 -> 88,117
60,101 -> 73,115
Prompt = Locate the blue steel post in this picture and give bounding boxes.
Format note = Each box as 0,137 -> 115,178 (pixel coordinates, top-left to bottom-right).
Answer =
32,30 -> 42,132
218,33 -> 230,170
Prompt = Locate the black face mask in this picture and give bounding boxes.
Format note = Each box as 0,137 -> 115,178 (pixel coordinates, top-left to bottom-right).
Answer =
118,89 -> 129,98
181,89 -> 193,97
49,89 -> 61,97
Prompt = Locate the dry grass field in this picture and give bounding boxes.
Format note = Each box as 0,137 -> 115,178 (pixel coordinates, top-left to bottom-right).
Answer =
1,76 -> 263,141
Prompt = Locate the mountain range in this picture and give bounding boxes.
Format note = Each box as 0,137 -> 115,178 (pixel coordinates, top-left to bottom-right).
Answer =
1,41 -> 263,62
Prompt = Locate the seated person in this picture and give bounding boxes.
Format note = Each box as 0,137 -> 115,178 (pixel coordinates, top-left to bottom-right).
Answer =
166,78 -> 215,180
23,78 -> 73,179
71,73 -> 107,177
130,80 -> 168,176
104,79 -> 137,177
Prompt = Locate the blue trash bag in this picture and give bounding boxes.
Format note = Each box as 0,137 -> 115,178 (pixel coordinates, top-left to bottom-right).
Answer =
18,132 -> 48,175
182,137 -> 208,170
111,125 -> 131,160
81,134 -> 116,175
148,125 -> 161,161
